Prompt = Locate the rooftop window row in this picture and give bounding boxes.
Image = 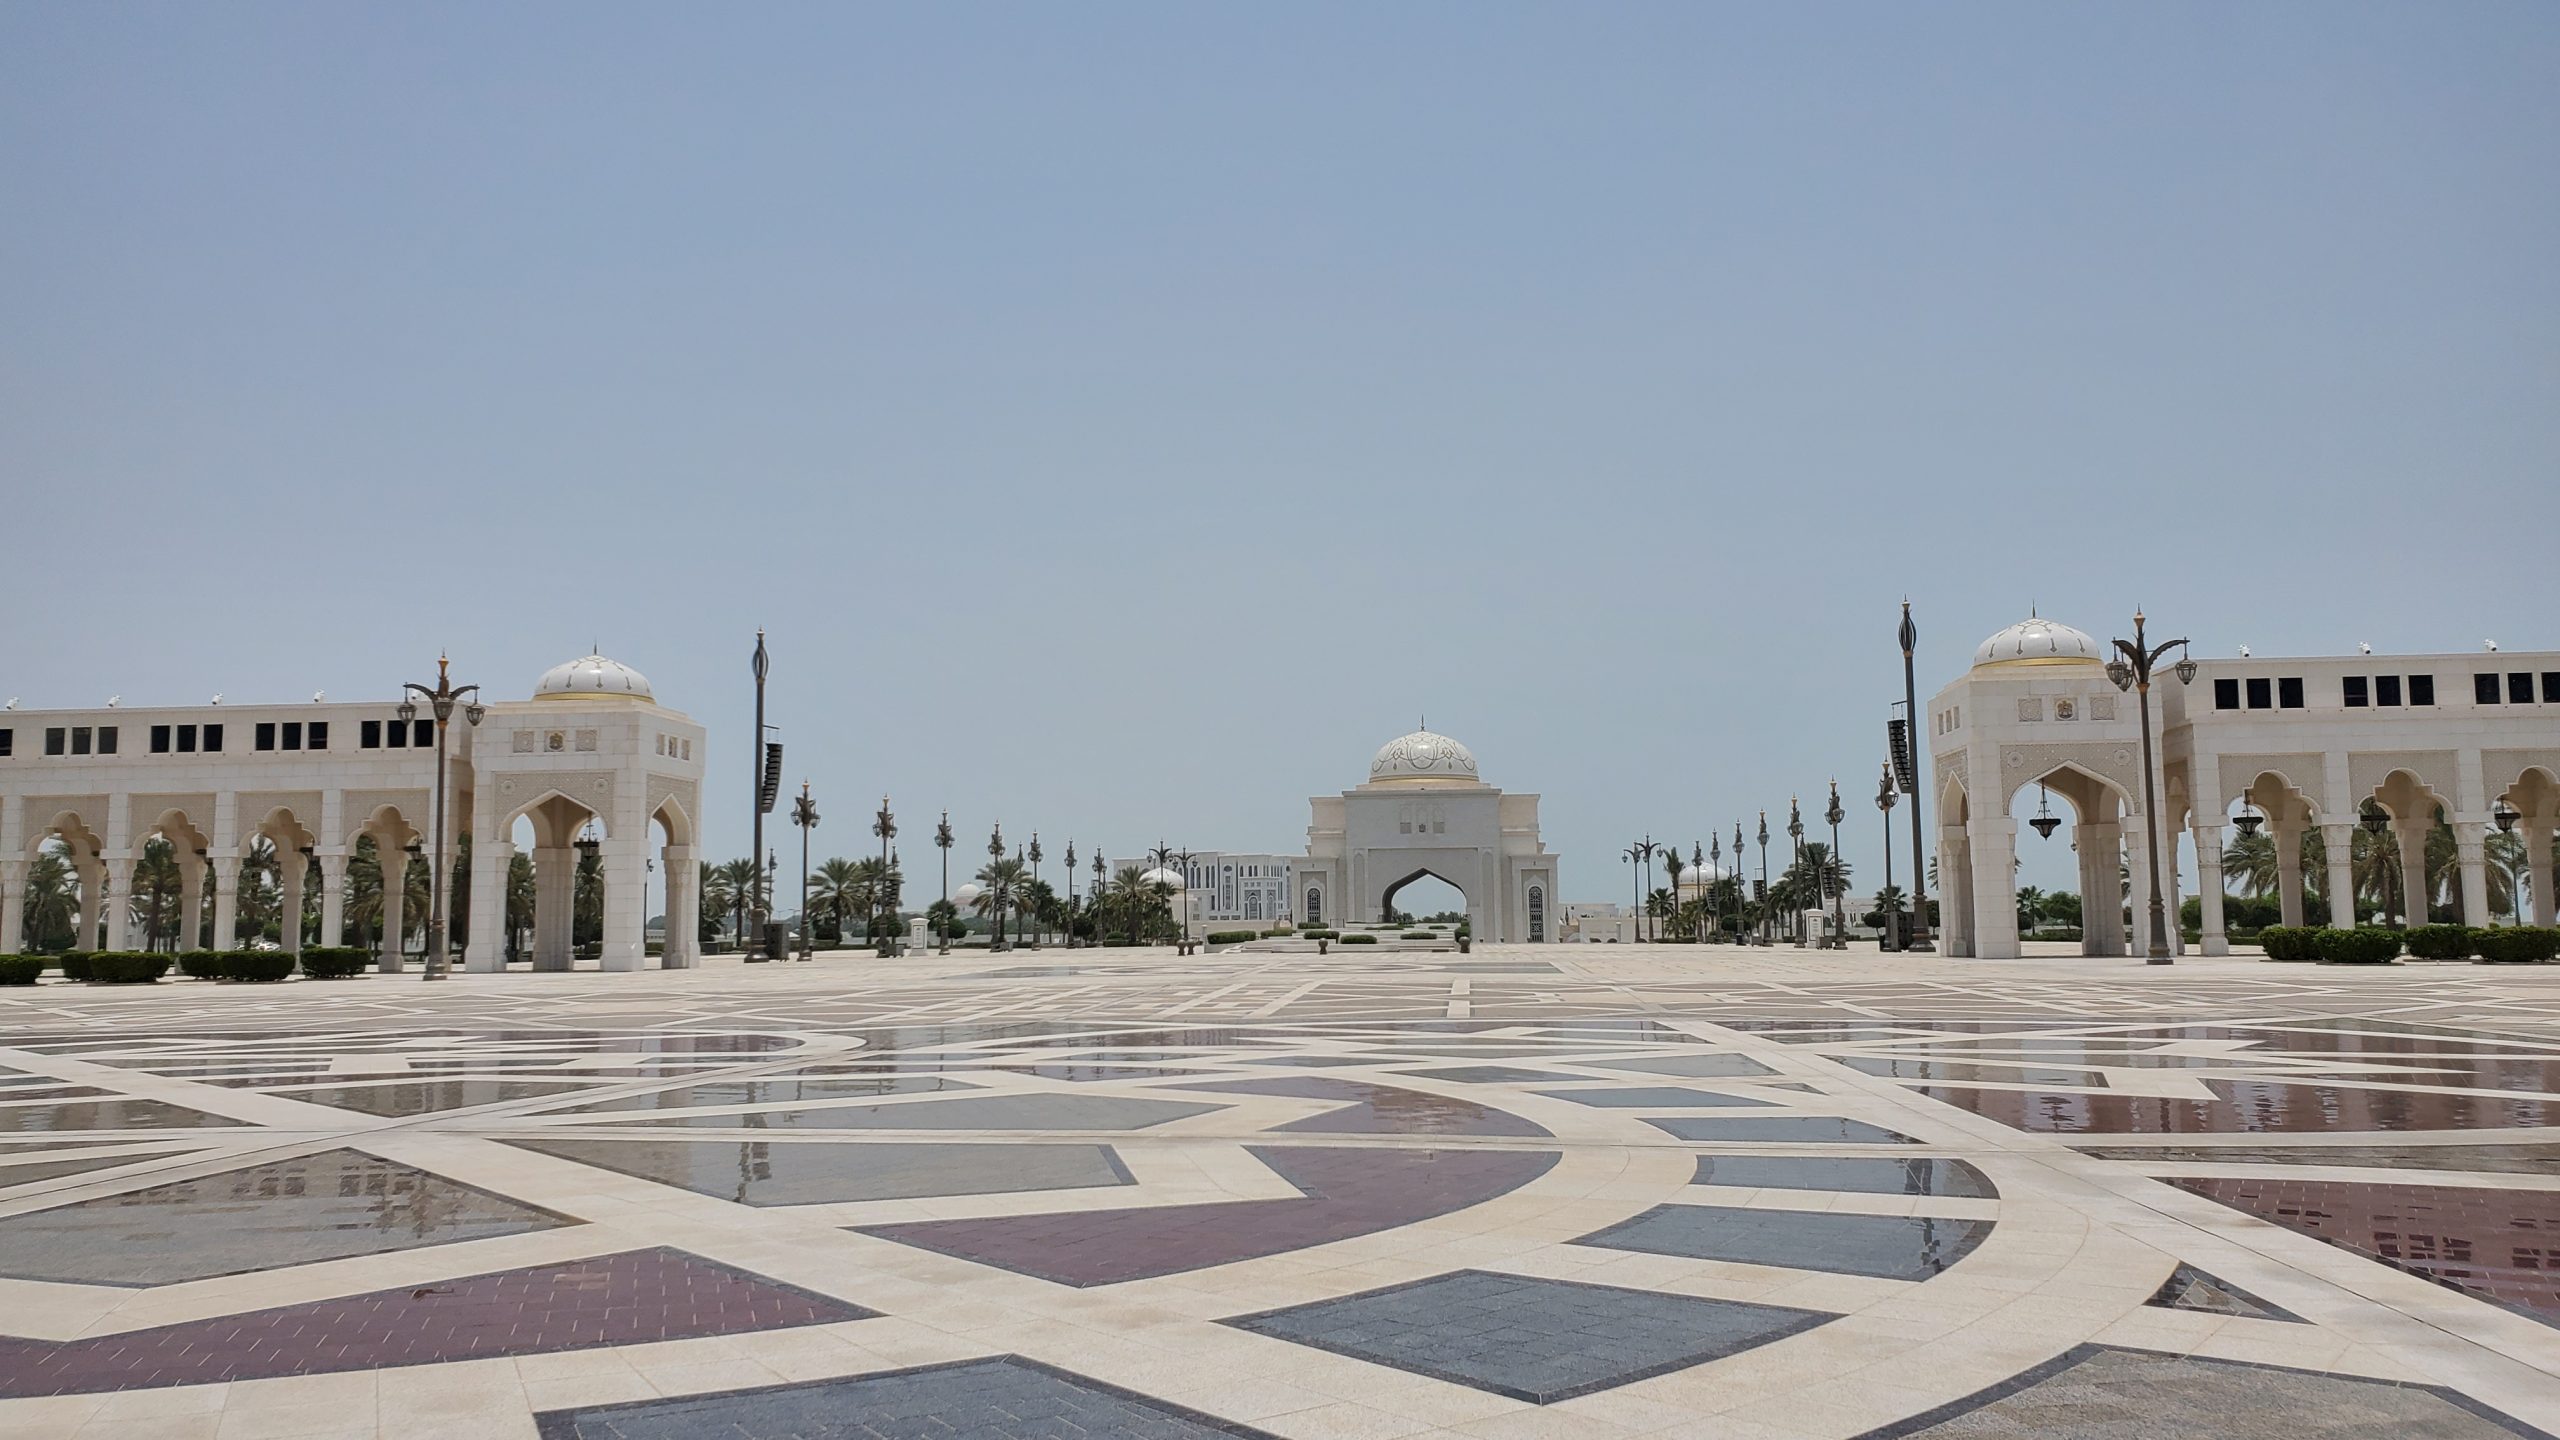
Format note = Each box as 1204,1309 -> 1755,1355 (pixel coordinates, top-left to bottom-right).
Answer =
0,715 -> 437,761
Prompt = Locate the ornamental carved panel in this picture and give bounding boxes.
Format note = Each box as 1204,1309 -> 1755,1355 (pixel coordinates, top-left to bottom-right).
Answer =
341,790 -> 428,825
2484,749 -> 2560,794
124,793 -> 217,835
235,791 -> 325,827
489,770 -> 616,817
2347,751 -> 2459,804
2216,753 -> 2328,804
1995,742 -> 2144,812
645,775 -> 699,835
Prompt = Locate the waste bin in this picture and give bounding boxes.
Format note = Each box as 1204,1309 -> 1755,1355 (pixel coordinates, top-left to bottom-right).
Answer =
763,921 -> 788,960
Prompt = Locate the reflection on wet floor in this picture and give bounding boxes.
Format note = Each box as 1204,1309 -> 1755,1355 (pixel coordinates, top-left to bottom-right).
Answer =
564,1075 -> 978,1112
2169,1177 -> 2560,1326
279,1079 -> 602,1117
1692,1155 -> 1995,1198
1647,1116 -> 1918,1145
2080,1142 -> 2560,1174
0,1099 -> 247,1133
1919,1081 -> 2556,1135
1836,1056 -> 2106,1087
1575,1204 -> 1990,1279
585,1093 -> 1222,1132
0,1148 -> 572,1285
1187,1077 -> 1553,1137
1586,1054 -> 1780,1080
506,1137 -> 1134,1205
0,1149 -> 198,1189
1537,1088 -> 1777,1109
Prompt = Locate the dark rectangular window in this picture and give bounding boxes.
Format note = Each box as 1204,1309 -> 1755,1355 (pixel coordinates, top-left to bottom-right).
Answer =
2246,677 -> 2272,710
177,723 -> 198,752
2544,672 -> 2560,704
2477,673 -> 2502,705
97,726 -> 116,755
44,727 -> 64,756
2277,677 -> 2304,709
2409,674 -> 2433,706
308,721 -> 328,751
2342,676 -> 2368,707
71,726 -> 92,755
0,729 -> 11,758
152,724 -> 173,753
202,723 -> 222,753
361,719 -> 381,748
413,719 -> 435,747
388,719 -> 407,748
2214,678 -> 2240,710
2377,674 -> 2403,707
2512,672 -> 2535,705
282,721 -> 302,750
255,722 -> 277,751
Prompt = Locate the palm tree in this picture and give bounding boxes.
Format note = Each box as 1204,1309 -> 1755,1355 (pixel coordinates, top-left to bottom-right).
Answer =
2015,886 -> 2046,934
1645,887 -> 1674,934
715,858 -> 760,943
1021,879 -> 1058,947
127,838 -> 183,950
698,862 -> 733,946
23,842 -> 80,951
1662,848 -> 1686,938
808,857 -> 860,945
507,853 -> 537,960
2222,829 -> 2279,899
973,857 -> 1027,948
1104,864 -> 1164,945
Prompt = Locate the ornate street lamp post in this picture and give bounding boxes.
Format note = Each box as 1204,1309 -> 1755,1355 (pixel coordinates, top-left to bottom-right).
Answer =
1825,779 -> 1847,950
748,630 -> 772,961
790,782 -> 818,960
871,797 -> 896,950
1787,797 -> 1807,949
1733,822 -> 1747,943
1092,849 -> 1107,943
1027,833 -> 1044,948
1756,812 -> 1772,946
1898,603 -> 1934,950
399,656 -> 484,981
2105,609 -> 2196,964
1876,761 -> 1899,947
1148,841 -> 1179,947
987,822 -> 1005,949
1063,840 -> 1078,949
934,812 -> 954,953
1172,847 -> 1196,950
1692,842 -> 1706,945
1707,834 -> 1724,944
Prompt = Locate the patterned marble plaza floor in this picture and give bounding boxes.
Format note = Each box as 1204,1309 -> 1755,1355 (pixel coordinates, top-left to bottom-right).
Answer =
2,943 -> 2558,1439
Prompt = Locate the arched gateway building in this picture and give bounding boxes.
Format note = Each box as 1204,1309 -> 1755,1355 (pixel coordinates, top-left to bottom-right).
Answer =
0,653 -> 705,972
1929,615 -> 2560,959
1296,728 -> 1560,942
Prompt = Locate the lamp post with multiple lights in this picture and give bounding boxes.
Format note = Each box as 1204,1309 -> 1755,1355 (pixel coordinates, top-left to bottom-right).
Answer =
400,656 -> 484,981
1898,603 -> 1933,950
1027,834 -> 1044,947
987,823 -> 1005,949
2105,609 -> 2197,964
933,813 -> 954,953
1877,762 -> 1898,946
1787,797 -> 1807,948
748,631 -> 772,961
1707,833 -> 1725,943
1756,812 -> 1772,946
1825,779 -> 1847,949
1063,841 -> 1078,948
870,797 -> 896,950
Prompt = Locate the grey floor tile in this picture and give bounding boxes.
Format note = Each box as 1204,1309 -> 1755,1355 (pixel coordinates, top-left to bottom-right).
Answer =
1574,1204 -> 1991,1279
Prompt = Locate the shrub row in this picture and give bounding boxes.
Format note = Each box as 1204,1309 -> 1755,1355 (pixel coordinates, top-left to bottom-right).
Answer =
2313,927 -> 2404,965
1399,930 -> 1434,939
1298,929 -> 1337,940
299,947 -> 373,978
1205,931 -> 1257,945
57,951 -> 93,980
0,956 -> 44,986
2256,926 -> 2320,962
78,952 -> 174,983
2401,924 -> 2560,963
1338,933 -> 1378,945
171,950 -> 297,982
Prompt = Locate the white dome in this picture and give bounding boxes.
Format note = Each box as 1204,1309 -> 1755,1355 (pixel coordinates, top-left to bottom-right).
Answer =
953,881 -> 984,905
1675,863 -> 1728,890
1972,616 -> 2103,669
534,653 -> 654,702
1368,728 -> 1479,785
1139,867 -> 1184,890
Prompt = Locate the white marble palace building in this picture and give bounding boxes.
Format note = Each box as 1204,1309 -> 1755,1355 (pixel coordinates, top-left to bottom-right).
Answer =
1296,727 -> 1561,943
1,653 -> 705,972
1929,615 -> 2560,959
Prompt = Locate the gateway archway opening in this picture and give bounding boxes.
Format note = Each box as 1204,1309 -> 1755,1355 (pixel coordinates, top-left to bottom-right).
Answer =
1381,871 -> 1465,925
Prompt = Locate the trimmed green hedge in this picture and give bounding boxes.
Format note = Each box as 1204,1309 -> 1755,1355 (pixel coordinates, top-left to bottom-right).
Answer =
177,951 -> 225,981
2403,924 -> 2480,961
1205,931 -> 1257,945
58,951 -> 93,981
299,947 -> 372,978
2479,927 -> 2560,964
1399,930 -> 1433,939
1338,933 -> 1378,945
84,952 -> 172,984
1299,929 -> 1337,939
2312,927 -> 2401,964
2257,926 -> 2319,962
0,956 -> 43,986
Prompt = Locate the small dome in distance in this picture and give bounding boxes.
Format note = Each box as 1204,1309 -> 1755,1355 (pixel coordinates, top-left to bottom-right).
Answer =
1368,728 -> 1480,784
534,653 -> 654,702
953,881 -> 984,906
1140,867 -> 1184,891
1972,615 -> 2103,669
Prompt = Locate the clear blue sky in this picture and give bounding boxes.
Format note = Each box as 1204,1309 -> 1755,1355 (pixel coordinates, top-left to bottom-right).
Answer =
5,3 -> 2555,901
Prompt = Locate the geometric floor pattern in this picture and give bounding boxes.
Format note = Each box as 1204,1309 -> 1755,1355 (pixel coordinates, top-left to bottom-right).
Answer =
1227,1269 -> 1833,1402
1,943 -> 2557,1439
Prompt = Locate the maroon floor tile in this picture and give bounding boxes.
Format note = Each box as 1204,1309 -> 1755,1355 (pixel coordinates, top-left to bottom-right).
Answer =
857,1146 -> 1559,1286
2170,1177 -> 2560,1325
1179,1077 -> 1552,1138
0,1247 -> 872,1397
1917,1080 -> 2553,1136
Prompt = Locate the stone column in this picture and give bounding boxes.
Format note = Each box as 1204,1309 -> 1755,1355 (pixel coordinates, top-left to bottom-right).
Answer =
2321,823 -> 2359,929
534,845 -> 574,971
0,860 -> 25,954
101,853 -> 132,952
1938,824 -> 1972,956
2273,824 -> 2305,928
465,837 -> 510,974
2395,824 -> 2430,927
600,833 -> 646,972
2195,828 -> 2229,956
662,844 -> 697,968
178,854 -> 205,952
377,852 -> 405,973
72,855 -> 98,950
2453,822 -> 2490,928
2124,816 -> 2155,956
2082,821 -> 2123,956
317,851 -> 347,948
278,852 -> 305,955
2528,825 -> 2556,928
210,857 -> 240,954
1968,816 -> 2019,958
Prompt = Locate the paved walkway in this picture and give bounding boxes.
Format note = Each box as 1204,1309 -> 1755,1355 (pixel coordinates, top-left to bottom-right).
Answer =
1,945 -> 2555,1438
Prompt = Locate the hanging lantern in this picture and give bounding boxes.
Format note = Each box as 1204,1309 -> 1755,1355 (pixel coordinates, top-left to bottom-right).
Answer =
2493,800 -> 2520,834
2232,804 -> 2264,837
2360,801 -> 2390,836
2028,784 -> 2061,841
